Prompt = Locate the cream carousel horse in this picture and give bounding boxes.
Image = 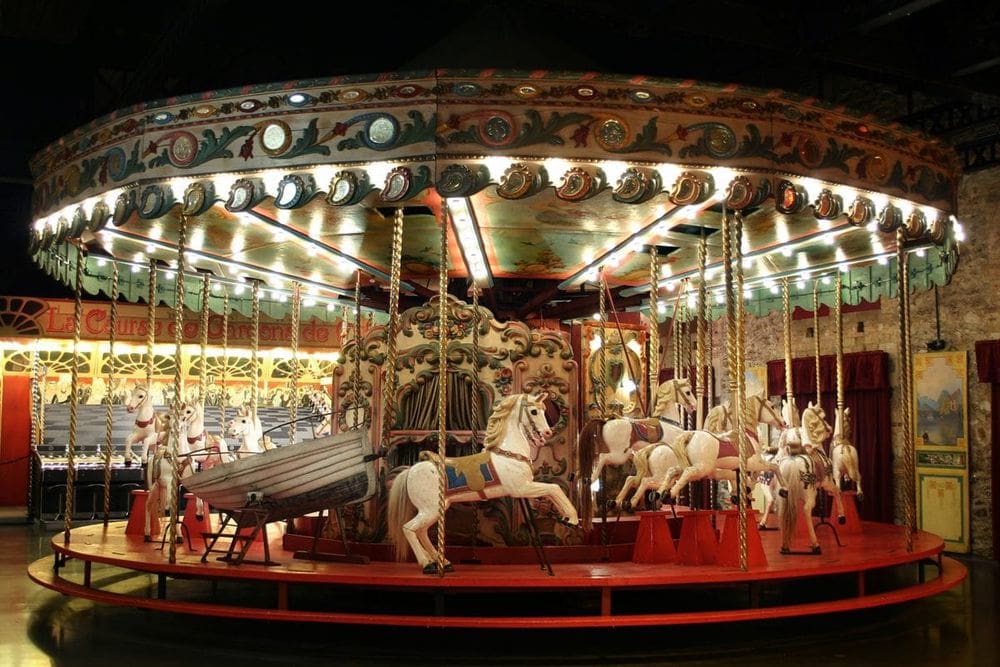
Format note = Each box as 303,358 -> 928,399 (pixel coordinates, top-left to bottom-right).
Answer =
144,403 -> 228,541
389,393 -> 579,573
578,379 -> 697,481
124,384 -> 166,465
831,408 -> 863,499
618,394 -> 787,509
753,448 -> 780,529
775,403 -> 846,554
226,406 -> 276,456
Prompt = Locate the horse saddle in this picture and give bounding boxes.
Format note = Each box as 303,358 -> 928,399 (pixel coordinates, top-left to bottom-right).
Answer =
420,450 -> 500,498
630,419 -> 665,446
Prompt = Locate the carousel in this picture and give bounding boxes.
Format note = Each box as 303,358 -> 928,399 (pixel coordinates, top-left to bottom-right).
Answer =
24,70 -> 967,628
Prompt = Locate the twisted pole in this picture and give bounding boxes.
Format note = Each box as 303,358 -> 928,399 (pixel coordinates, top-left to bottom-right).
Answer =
289,281 -> 301,444
146,258 -> 156,392
648,246 -> 660,412
814,280 -> 822,410
199,273 -> 210,407
167,215 -> 188,563
102,261 -> 119,525
897,231 -> 915,551
783,278 -> 796,426
250,279 -> 260,424
381,208 -> 404,453
597,271 -> 608,417
435,207 -> 450,576
734,213 -> 749,571
219,289 -> 229,430
696,236 -> 708,429
64,243 -> 85,545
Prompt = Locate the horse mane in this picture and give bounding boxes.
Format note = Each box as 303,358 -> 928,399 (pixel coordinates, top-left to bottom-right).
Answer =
482,393 -> 521,450
801,405 -> 830,448
652,381 -> 675,416
704,403 -> 729,433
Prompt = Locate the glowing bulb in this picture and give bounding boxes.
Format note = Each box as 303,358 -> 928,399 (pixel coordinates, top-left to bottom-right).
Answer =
592,313 -> 601,321
627,339 -> 642,354
130,265 -> 140,274
877,256 -> 888,266
821,276 -> 832,286
589,337 -> 602,352
234,284 -> 246,296
96,258 -> 107,267
915,247 -> 926,258
621,379 -> 637,394
781,247 -> 792,258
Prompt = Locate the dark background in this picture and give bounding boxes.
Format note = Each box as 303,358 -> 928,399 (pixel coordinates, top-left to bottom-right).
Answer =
2,0 -> 998,299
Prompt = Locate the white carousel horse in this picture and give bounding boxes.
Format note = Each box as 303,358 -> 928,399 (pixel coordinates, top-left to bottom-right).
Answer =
619,394 -> 787,509
306,389 -> 333,437
388,393 -> 579,573
775,404 -> 846,554
226,406 -> 275,456
124,384 -> 165,465
753,449 -> 780,529
831,407 -> 863,500
578,379 -> 697,484
144,403 -> 227,541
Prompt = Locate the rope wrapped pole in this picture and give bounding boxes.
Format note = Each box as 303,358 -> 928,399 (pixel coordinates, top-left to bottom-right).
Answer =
250,279 -> 260,424
814,280 -> 822,410
288,282 -> 301,445
783,278 -> 796,426
435,208 -> 450,576
470,286 -> 482,440
734,213 -> 749,572
167,216 -> 188,564
102,262 -> 119,526
648,246 -> 660,412
835,273 -> 845,428
897,232 -> 916,551
696,236 -> 708,429
219,289 -> 229,430
199,273 -> 210,406
597,271 -> 608,417
64,243 -> 85,545
380,208 -> 404,454
146,258 -> 157,391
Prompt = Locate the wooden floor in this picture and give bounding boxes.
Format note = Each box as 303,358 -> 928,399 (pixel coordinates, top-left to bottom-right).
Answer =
27,518 -> 965,628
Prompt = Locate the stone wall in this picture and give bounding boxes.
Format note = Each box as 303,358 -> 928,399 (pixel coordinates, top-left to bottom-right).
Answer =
661,166 -> 1000,557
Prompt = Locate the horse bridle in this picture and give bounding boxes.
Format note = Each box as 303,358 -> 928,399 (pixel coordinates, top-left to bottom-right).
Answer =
492,395 -> 547,465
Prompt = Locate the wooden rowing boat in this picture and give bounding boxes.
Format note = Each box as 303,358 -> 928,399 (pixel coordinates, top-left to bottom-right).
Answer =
182,430 -> 377,522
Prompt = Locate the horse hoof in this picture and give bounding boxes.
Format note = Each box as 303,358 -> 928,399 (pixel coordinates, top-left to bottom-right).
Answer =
143,535 -> 152,543
780,547 -> 791,555
124,459 -> 133,467
443,562 -> 455,573
606,499 -> 617,510
838,515 -> 846,525
757,523 -> 767,530
729,495 -> 739,506
421,563 -> 439,575
857,493 -> 864,502
195,514 -> 204,522
778,489 -> 789,499
811,546 -> 822,555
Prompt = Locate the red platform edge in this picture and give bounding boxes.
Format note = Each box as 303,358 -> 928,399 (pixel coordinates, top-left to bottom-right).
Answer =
27,520 -> 963,629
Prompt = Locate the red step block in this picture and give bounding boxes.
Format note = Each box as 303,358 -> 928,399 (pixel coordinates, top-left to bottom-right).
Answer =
631,511 -> 677,564
676,510 -> 718,566
125,489 -> 159,538
717,509 -> 767,568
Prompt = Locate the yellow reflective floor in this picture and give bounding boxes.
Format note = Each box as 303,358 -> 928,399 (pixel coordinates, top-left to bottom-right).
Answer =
3,523 -> 997,666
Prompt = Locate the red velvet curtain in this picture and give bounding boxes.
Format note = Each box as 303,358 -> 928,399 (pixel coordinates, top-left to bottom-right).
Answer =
975,340 -> 1000,560
767,351 -> 892,522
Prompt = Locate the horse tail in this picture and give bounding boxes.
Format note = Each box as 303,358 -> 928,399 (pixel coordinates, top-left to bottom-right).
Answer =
779,457 -> 804,542
387,468 -> 414,562
577,419 -> 605,531
633,443 -> 657,479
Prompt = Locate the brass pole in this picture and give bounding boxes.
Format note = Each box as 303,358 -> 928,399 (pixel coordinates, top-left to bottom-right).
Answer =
897,232 -> 916,551
249,279 -> 260,424
696,236 -> 708,429
219,289 -> 229,430
648,246 -> 660,412
598,271 -> 608,417
783,277 -> 796,426
146,258 -> 156,392
734,213 -> 749,572
199,273 -> 210,407
381,208 -> 404,453
813,280 -> 822,410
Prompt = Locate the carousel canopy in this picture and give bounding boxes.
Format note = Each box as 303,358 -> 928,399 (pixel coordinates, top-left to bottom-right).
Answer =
28,70 -> 964,322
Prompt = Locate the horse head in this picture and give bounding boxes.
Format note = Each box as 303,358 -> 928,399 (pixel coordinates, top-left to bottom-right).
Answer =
520,393 -> 553,447
227,412 -> 255,438
125,384 -> 150,413
751,395 -> 786,430
654,378 -> 697,416
778,426 -> 805,456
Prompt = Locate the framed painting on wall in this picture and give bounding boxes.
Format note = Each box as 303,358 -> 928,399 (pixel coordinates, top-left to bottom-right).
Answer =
913,350 -> 969,552
913,351 -> 967,448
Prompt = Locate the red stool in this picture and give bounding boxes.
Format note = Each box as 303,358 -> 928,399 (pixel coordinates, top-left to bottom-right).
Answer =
717,509 -> 767,568
182,493 -> 213,548
676,510 -> 718,565
124,489 -> 159,538
830,490 -> 863,534
631,511 -> 677,564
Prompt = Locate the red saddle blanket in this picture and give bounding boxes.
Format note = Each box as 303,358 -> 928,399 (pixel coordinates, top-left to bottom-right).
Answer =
630,419 -> 665,445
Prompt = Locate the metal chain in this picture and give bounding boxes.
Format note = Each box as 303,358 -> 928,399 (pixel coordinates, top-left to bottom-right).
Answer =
64,243 -> 85,545
168,216 -> 187,563
103,261 -> 119,525
380,208 -> 404,453
435,208 -> 449,576
289,282 -> 301,444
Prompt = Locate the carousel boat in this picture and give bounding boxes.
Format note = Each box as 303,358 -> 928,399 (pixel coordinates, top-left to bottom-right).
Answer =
182,430 -> 378,522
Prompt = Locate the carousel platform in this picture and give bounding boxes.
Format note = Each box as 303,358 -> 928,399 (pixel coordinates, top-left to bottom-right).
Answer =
28,514 -> 965,628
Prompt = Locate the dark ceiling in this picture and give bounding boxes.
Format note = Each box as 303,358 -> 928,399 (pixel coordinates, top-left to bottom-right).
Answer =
2,0 -> 998,300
